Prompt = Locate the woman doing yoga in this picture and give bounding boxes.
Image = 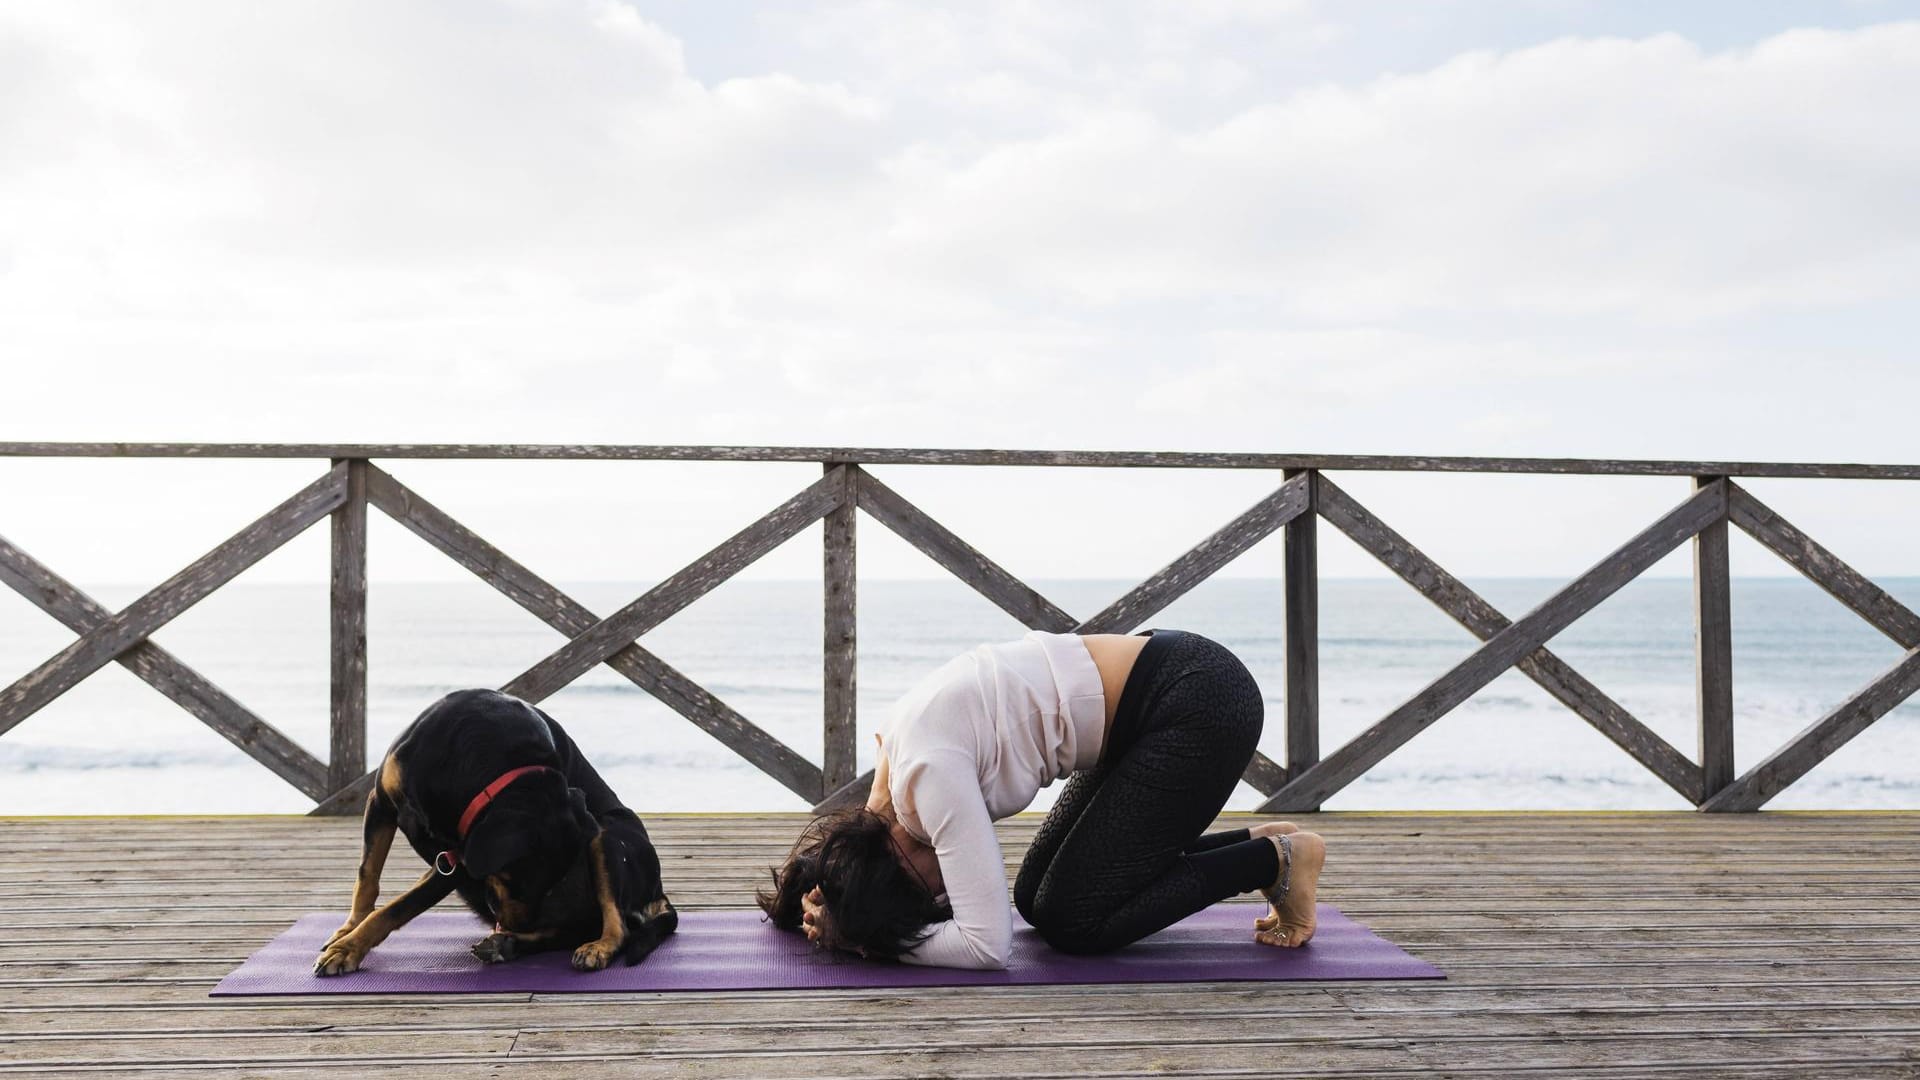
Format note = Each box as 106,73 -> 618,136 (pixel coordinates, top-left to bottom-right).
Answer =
758,629 -> 1326,969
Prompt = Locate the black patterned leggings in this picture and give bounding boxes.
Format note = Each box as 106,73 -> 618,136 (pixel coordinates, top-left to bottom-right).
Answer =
1013,629 -> 1277,955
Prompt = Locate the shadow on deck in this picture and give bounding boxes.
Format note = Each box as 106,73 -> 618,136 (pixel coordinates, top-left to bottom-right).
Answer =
2,812 -> 1917,1078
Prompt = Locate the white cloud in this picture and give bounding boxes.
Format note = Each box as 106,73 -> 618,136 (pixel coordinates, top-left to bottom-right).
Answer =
885,25 -> 1920,319
10,9 -> 1915,332
0,4 -> 1917,583
0,0 -> 891,320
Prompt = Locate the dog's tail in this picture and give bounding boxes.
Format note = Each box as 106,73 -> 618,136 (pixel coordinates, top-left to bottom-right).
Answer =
621,895 -> 679,966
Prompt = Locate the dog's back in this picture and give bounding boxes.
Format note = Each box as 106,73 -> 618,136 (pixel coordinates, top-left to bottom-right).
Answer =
385,690 -> 560,859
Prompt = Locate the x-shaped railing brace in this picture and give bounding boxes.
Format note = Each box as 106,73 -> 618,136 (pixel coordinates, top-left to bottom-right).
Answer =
0,466 -> 350,800
1253,475 -> 1920,813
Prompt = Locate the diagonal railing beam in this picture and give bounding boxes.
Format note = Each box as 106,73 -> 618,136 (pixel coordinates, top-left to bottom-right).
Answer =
1260,479 -> 1729,812
354,465 -> 825,805
1701,646 -> 1920,812
0,534 -> 330,801
0,464 -> 349,738
501,468 -> 851,705
855,468 -> 1077,632
1312,475 -> 1704,804
1075,473 -> 1312,634
815,768 -> 876,813
1728,483 -> 1920,650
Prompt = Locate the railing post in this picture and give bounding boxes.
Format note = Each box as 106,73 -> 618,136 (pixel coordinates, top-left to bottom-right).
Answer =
1694,475 -> 1734,808
328,458 -> 370,800
822,464 -> 858,798
1284,469 -> 1320,807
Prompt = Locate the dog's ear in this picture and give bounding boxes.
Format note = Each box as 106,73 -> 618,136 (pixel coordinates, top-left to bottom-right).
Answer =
566,787 -> 597,842
462,807 -> 539,879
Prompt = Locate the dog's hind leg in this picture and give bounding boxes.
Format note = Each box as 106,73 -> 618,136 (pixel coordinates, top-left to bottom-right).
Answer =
314,868 -> 457,976
620,896 -> 678,965
324,785 -> 399,949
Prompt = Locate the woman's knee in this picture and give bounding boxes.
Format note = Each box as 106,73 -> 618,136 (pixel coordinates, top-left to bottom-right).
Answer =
1024,891 -> 1108,954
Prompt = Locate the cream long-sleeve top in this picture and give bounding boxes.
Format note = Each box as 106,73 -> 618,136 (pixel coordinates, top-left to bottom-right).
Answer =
880,631 -> 1108,970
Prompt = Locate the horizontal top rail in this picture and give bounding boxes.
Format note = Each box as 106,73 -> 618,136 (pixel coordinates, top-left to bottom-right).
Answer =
4,443 -> 1920,479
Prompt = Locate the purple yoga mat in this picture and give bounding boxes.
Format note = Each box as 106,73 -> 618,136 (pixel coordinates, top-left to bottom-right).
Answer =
210,904 -> 1441,995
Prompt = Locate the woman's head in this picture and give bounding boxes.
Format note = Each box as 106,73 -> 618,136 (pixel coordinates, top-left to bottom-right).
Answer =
757,807 -> 949,960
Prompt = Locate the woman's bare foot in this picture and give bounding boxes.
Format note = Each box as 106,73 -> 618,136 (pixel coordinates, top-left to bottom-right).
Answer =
1254,831 -> 1324,948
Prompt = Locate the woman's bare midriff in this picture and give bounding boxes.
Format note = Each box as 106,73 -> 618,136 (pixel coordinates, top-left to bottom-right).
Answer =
1079,633 -> 1151,750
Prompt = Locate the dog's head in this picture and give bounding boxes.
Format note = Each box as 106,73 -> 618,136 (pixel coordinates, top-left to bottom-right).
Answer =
460,770 -> 597,931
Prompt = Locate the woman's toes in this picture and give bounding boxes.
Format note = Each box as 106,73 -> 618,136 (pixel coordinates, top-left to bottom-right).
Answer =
1253,913 -> 1315,948
1249,820 -> 1300,840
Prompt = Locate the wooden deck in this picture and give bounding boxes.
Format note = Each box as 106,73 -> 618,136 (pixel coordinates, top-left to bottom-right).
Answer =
3,812 -> 1918,1077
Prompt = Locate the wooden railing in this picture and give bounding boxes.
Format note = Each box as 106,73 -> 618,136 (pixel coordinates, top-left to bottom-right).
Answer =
3,444 -> 1918,815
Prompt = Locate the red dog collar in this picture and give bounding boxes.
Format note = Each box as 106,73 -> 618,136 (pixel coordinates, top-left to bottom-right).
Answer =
458,765 -> 553,838
433,765 -> 555,876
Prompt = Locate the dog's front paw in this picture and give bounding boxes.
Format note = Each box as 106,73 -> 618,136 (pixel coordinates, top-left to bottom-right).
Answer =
571,938 -> 618,972
322,919 -> 360,950
313,939 -> 367,977
471,932 -> 520,965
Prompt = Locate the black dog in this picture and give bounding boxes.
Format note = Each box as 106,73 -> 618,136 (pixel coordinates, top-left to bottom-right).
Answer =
313,689 -> 676,975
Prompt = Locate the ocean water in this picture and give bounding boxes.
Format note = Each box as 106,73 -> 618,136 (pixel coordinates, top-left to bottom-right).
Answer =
2,576 -> 1917,814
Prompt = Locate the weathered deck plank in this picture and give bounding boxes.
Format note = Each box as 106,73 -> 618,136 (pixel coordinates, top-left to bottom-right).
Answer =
0,814 -> 1916,1078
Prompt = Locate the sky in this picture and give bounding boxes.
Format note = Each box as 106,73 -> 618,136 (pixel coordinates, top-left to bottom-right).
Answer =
3,0 -> 1919,590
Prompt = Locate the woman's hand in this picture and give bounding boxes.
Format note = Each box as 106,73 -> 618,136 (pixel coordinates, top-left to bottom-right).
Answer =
799,885 -> 867,957
800,885 -> 828,944
794,887 -> 871,953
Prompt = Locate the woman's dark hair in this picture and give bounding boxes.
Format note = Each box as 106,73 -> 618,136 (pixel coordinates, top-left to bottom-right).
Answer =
756,808 -> 950,961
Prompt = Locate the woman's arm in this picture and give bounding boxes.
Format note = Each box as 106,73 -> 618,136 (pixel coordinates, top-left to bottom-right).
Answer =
894,752 -> 1012,970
